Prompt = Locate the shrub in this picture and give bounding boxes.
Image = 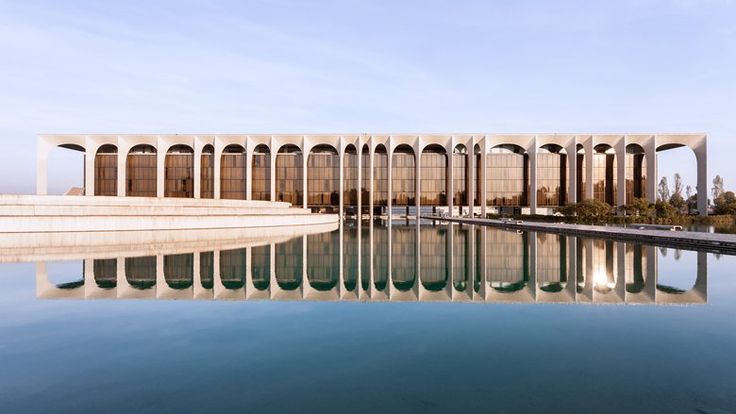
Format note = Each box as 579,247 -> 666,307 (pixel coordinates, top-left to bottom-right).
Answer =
555,199 -> 613,224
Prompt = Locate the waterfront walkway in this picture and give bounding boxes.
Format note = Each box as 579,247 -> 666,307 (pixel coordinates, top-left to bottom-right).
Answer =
421,215 -> 736,255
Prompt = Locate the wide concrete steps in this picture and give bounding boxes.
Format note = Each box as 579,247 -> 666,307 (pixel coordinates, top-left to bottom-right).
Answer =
0,195 -> 336,233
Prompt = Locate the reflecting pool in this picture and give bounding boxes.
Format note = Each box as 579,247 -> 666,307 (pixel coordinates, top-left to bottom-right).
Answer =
1,220 -> 735,413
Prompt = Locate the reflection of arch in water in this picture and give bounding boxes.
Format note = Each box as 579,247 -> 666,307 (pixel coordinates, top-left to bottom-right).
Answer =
125,256 -> 156,289
163,254 -> 193,289
35,262 -> 85,299
251,245 -> 270,291
343,225 -> 358,292
485,229 -> 535,302
391,224 -> 417,292
219,248 -> 246,289
306,231 -> 339,292
419,225 -> 449,297
199,252 -> 214,289
275,237 -> 303,291
452,224 -> 471,294
536,233 -> 575,303
655,250 -> 707,304
93,258 -> 117,289
373,224 -> 389,292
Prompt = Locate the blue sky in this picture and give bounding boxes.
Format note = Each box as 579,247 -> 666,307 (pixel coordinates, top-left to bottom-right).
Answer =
0,0 -> 734,195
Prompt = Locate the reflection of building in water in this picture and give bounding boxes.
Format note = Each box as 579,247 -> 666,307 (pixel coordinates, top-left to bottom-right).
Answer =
36,221 -> 708,305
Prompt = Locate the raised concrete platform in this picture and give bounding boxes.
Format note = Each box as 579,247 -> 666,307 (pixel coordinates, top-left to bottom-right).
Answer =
423,215 -> 736,254
0,195 -> 337,234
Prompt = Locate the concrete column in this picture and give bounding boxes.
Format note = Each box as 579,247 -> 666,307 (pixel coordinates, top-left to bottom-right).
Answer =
415,139 -> 421,217
302,140 -> 308,209
369,139 -> 374,218
214,138 -> 222,199
270,138 -> 277,202
84,137 -> 95,196
357,137 -> 362,219
117,137 -> 127,197
529,231 -> 537,300
645,137 -> 657,203
387,138 -> 393,217
468,139 -> 475,216
36,137 -> 52,195
616,137 -> 627,212
529,138 -> 538,214
245,137 -> 253,201
447,141 -> 454,215
339,136 -> 344,217
156,138 -> 165,198
566,138 -> 578,204
155,254 -> 164,298
193,138 -> 202,199
693,138 -> 708,216
584,138 -> 594,201
480,140 -> 487,217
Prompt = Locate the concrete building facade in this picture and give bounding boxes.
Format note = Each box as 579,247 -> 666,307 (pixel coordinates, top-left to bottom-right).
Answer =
37,133 -> 709,216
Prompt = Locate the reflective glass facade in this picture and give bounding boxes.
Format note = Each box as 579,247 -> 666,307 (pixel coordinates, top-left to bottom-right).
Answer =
126,145 -> 157,197
420,146 -> 447,206
453,146 -> 467,205
486,146 -> 529,207
392,146 -> 415,206
307,145 -> 339,207
251,245 -> 269,290
474,145 -> 481,206
486,230 -> 529,288
420,226 -> 448,290
276,145 -> 303,205
252,144 -> 271,201
391,225 -> 416,290
536,233 -> 567,289
164,145 -> 194,198
626,147 -> 647,201
220,248 -> 245,289
344,146 -> 358,206
163,253 -> 193,289
275,237 -> 302,289
94,145 -> 117,196
251,144 -> 271,201
200,145 -> 214,199
307,231 -> 339,290
537,147 -> 567,207
373,145 -> 388,206
593,147 -> 616,205
576,151 -> 586,201
220,144 -> 246,200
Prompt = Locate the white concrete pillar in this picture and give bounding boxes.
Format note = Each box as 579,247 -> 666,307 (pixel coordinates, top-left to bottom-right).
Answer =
193,137 -> 202,199
480,139 -> 487,217
645,137 -> 657,203
339,136 -> 344,217
156,137 -> 165,198
447,140 -> 454,215
36,137 -> 52,195
84,137 -> 95,196
357,137 -> 362,219
566,138 -> 578,204
584,138 -> 594,201
117,138 -> 126,197
387,138 -> 393,217
468,139 -> 475,216
693,137 -> 708,216
245,137 -> 253,201
213,137 -> 222,199
616,137 -> 627,211
270,138 -> 277,202
369,139 -> 374,218
415,139 -> 421,217
302,139 -> 308,209
529,137 -> 538,214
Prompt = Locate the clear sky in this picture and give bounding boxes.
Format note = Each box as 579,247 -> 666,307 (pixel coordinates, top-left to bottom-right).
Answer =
0,0 -> 734,195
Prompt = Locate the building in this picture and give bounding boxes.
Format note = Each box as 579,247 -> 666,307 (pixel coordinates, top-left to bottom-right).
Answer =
37,133 -> 708,216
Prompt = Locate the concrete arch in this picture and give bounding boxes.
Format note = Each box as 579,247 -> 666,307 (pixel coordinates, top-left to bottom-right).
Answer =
164,144 -> 194,198
373,144 -> 389,209
625,143 -> 647,202
487,144 -> 530,209
452,143 -> 469,207
592,143 -> 617,205
537,144 -> 568,207
343,144 -> 358,209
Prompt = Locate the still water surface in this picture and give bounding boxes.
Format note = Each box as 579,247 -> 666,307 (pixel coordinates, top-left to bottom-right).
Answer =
0,220 -> 735,413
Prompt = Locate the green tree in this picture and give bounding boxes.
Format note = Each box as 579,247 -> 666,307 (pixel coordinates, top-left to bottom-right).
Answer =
658,177 -> 670,202
624,197 -> 654,217
555,199 -> 613,223
714,191 -> 736,215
